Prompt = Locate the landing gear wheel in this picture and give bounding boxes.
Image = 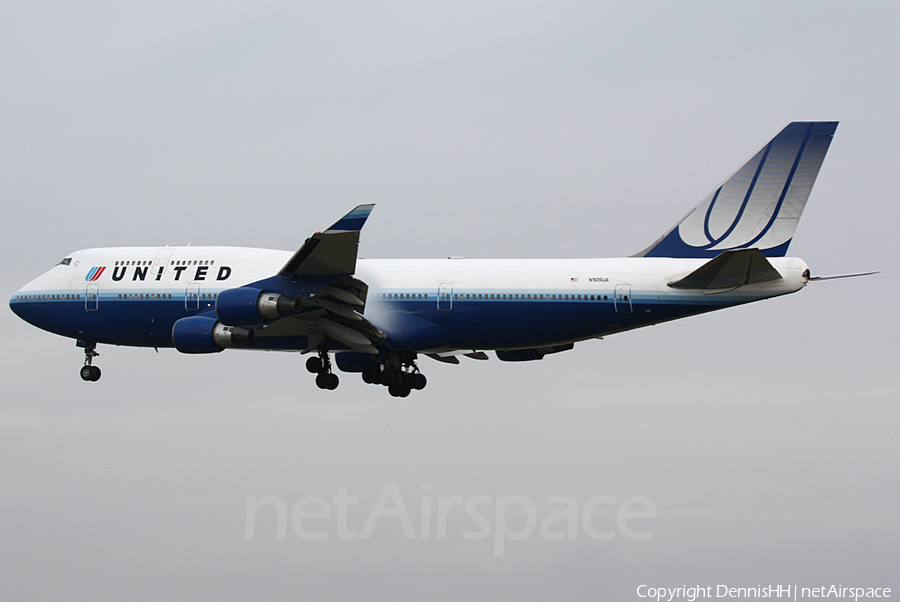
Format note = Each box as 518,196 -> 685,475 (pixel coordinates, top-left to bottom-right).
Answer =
388,381 -> 411,398
410,373 -> 426,390
80,365 -> 101,381
376,353 -> 425,396
362,365 -> 380,384
80,342 -> 100,381
379,370 -> 396,386
315,372 -> 339,390
306,357 -> 325,373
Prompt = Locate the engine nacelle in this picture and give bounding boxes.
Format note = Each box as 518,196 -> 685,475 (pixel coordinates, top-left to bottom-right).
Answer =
172,315 -> 255,354
216,287 -> 300,326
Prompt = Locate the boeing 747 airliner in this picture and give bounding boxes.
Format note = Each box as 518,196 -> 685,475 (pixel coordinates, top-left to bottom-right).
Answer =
11,122 -> 866,396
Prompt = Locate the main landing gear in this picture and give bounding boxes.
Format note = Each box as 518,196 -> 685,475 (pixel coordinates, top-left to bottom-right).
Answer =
306,350 -> 427,397
306,351 -> 339,390
360,354 -> 427,398
79,343 -> 101,382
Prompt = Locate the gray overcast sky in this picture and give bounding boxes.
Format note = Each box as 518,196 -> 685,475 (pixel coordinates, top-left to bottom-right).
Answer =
2,2 -> 898,600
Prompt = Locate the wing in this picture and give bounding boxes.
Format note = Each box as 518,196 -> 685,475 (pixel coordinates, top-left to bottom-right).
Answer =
225,205 -> 384,354
279,204 -> 375,277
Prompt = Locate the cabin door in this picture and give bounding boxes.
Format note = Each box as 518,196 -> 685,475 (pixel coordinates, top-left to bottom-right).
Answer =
185,283 -> 200,310
614,284 -> 632,313
438,283 -> 453,311
85,284 -> 99,311
153,248 -> 175,281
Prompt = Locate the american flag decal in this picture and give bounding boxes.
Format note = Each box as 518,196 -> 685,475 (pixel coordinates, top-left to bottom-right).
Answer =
570,277 -> 578,282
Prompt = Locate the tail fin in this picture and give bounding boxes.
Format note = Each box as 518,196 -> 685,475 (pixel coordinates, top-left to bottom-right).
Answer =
635,122 -> 838,258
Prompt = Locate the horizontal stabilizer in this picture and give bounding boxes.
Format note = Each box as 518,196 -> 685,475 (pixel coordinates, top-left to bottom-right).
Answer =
668,249 -> 782,290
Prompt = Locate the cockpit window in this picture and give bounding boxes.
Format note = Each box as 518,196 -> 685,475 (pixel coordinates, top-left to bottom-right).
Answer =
58,258 -> 72,266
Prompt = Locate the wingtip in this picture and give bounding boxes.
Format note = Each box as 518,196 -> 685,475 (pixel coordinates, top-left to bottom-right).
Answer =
326,204 -> 376,232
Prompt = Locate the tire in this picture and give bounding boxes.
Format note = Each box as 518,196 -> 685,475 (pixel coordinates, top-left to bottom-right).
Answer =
411,374 -> 426,390
90,366 -> 101,381
306,357 -> 324,374
315,372 -> 331,389
327,373 -> 339,390
80,366 -> 94,381
362,365 -> 380,384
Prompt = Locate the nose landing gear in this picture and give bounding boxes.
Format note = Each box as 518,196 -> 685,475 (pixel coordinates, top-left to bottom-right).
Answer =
79,342 -> 101,381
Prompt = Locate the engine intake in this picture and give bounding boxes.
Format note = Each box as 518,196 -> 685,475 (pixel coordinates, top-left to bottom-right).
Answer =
216,287 -> 300,326
172,315 -> 255,354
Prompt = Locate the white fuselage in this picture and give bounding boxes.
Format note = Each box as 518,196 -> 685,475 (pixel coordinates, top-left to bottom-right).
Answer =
10,246 -> 809,353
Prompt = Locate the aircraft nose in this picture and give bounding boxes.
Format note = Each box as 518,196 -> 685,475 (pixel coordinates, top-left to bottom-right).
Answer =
9,292 -> 39,327
9,294 -> 23,318
9,276 -> 50,329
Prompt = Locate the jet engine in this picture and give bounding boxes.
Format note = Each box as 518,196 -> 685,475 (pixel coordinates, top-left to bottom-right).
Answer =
215,287 -> 300,326
172,315 -> 255,354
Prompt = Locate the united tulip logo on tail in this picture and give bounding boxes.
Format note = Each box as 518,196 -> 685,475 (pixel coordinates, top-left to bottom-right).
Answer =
85,267 -> 106,282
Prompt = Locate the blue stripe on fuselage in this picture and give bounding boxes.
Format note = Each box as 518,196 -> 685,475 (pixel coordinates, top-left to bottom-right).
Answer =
9,292 -> 207,347
10,289 -> 743,351
372,295 -> 733,350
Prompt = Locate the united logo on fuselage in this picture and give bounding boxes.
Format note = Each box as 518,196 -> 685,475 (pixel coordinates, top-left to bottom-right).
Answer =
107,264 -> 233,282
85,267 -> 106,282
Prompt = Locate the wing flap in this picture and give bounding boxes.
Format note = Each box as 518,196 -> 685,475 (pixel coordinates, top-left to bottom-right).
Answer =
317,317 -> 378,354
496,344 -> 574,362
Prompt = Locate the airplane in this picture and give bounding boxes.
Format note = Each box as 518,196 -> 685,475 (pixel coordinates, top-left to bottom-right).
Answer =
10,121 -> 873,396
